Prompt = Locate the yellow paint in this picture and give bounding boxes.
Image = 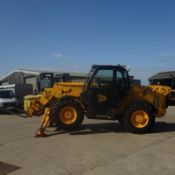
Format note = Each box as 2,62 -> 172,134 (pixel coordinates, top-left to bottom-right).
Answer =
24,82 -> 84,115
39,82 -> 84,106
97,94 -> 107,102
115,85 -> 171,118
35,107 -> 52,137
24,94 -> 42,112
148,85 -> 171,96
130,110 -> 149,128
59,106 -> 77,124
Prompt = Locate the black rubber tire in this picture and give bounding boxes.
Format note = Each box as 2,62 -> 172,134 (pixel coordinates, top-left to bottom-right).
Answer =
118,118 -> 124,128
123,101 -> 155,133
54,99 -> 84,130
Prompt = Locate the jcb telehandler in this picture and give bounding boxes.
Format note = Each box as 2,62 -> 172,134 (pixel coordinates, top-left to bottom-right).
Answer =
25,65 -> 171,137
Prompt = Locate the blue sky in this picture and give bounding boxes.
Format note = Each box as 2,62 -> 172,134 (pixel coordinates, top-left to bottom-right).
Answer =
0,0 -> 175,84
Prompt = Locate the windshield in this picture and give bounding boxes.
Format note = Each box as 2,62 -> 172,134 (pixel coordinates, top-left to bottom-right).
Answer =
0,90 -> 14,98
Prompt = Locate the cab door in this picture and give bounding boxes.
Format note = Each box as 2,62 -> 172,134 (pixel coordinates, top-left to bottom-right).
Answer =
86,68 -> 117,115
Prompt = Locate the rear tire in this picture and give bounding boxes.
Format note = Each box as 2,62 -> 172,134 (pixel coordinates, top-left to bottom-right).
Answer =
123,101 -> 155,133
54,99 -> 84,130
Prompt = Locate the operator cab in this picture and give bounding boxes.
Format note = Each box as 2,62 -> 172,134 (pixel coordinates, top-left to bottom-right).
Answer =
82,65 -> 131,117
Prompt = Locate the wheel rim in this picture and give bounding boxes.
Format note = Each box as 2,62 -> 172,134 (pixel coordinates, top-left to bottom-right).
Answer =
59,106 -> 77,124
130,110 -> 149,128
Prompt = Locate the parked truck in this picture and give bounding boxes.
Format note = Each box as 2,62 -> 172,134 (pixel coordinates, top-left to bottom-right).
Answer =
0,84 -> 33,108
0,89 -> 17,110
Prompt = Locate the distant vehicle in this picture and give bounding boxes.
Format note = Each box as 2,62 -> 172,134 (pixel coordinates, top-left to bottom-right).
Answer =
38,72 -> 71,91
0,84 -> 33,108
0,89 -> 18,110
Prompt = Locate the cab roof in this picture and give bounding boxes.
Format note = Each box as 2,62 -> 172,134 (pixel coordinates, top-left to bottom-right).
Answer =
92,64 -> 128,71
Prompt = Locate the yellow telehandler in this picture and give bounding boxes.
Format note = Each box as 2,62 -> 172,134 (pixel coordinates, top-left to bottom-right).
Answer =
25,65 -> 171,137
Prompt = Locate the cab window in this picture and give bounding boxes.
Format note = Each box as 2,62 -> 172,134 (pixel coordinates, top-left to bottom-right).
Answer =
116,70 -> 130,91
90,69 -> 113,89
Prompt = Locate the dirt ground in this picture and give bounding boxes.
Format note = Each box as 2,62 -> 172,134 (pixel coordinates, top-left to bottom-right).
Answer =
0,107 -> 175,175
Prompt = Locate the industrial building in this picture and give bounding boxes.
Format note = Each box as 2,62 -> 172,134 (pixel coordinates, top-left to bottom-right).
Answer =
0,69 -> 87,92
149,71 -> 175,89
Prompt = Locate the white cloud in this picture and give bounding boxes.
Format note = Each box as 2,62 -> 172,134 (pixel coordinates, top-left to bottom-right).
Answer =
52,53 -> 63,58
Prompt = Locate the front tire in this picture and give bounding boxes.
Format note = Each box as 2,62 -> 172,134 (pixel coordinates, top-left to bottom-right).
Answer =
123,101 -> 155,133
54,99 -> 84,130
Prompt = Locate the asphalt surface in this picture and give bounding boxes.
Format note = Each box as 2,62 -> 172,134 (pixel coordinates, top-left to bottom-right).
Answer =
0,107 -> 175,175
